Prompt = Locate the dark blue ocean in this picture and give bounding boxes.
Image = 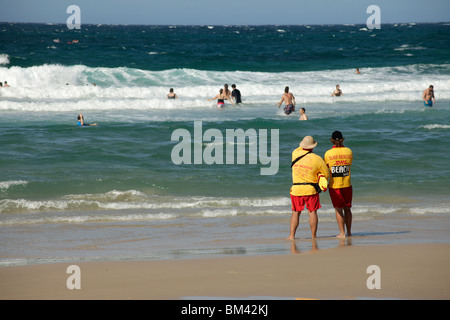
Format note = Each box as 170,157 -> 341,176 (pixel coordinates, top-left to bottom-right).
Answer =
1,23 -> 449,266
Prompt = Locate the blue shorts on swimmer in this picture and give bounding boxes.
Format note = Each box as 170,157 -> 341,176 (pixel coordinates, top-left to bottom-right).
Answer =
424,100 -> 433,107
284,104 -> 295,115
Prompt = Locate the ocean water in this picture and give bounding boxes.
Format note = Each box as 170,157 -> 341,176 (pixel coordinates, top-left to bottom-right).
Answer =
1,23 -> 449,266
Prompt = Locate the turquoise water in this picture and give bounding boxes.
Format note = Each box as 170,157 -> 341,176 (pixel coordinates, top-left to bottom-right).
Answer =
0,23 -> 449,266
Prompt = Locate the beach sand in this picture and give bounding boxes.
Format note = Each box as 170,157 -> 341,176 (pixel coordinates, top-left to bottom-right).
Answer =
1,243 -> 449,300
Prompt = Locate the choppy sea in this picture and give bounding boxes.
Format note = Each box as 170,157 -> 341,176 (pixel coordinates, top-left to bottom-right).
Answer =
1,23 -> 449,266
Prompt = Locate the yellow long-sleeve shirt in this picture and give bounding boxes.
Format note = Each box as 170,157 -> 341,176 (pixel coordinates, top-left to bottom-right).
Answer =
290,147 -> 330,196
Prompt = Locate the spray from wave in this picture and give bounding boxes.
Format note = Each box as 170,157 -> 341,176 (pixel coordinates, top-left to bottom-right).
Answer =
1,63 -> 449,113
0,54 -> 10,65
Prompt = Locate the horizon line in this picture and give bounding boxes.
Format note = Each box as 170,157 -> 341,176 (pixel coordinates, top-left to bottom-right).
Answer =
0,21 -> 449,27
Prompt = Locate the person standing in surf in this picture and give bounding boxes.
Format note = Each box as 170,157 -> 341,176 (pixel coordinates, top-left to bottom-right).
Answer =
208,88 -> 234,108
331,84 -> 343,97
224,84 -> 232,100
167,88 -> 178,99
423,85 -> 435,107
324,131 -> 353,238
288,136 -> 330,240
276,86 -> 296,115
231,84 -> 242,104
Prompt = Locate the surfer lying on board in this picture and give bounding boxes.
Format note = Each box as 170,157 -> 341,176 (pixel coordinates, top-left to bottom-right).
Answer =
208,88 -> 234,108
77,114 -> 97,126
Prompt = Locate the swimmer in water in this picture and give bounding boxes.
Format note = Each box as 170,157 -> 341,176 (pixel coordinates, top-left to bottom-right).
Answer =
208,88 -> 234,108
299,107 -> 308,121
224,84 -> 232,100
331,84 -> 343,97
423,85 -> 435,107
77,114 -> 97,126
276,86 -> 296,115
167,88 -> 178,99
231,84 -> 242,104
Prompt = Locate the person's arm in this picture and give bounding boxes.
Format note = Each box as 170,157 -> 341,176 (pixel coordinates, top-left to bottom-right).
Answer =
207,94 -> 219,101
319,157 -> 331,181
225,96 -> 234,105
276,96 -> 284,108
423,90 -> 427,102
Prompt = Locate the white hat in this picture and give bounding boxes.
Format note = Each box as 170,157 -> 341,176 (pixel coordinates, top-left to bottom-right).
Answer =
299,136 -> 317,149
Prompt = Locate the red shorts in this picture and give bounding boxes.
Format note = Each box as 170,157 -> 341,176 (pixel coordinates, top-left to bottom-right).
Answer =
290,193 -> 321,212
329,186 -> 353,208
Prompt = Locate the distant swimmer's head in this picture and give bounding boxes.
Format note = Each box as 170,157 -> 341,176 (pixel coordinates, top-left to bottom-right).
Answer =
77,114 -> 84,120
299,136 -> 317,150
219,88 -> 223,94
232,84 -> 236,88
169,88 -> 174,93
429,85 -> 434,90
285,86 -> 289,93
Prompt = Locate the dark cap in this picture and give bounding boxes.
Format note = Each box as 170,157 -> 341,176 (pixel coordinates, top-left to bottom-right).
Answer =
331,131 -> 343,140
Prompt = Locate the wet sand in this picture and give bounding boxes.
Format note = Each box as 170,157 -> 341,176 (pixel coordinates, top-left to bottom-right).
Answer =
1,243 -> 449,300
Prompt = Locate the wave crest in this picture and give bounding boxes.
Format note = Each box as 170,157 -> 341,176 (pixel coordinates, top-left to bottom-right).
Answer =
0,63 -> 449,112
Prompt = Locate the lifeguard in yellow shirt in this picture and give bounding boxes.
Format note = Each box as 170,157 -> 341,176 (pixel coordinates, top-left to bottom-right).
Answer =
288,136 -> 330,240
324,131 -> 353,238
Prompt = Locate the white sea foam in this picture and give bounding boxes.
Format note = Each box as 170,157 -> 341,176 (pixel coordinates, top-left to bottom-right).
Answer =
0,54 -> 10,65
394,44 -> 426,51
1,63 -> 448,113
200,209 -> 238,217
0,180 -> 28,190
420,124 -> 450,129
0,191 -> 290,215
0,212 -> 175,225
1,188 -> 448,226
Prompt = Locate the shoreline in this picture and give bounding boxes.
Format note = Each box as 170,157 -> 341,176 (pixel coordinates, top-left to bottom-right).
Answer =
1,242 -> 449,300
